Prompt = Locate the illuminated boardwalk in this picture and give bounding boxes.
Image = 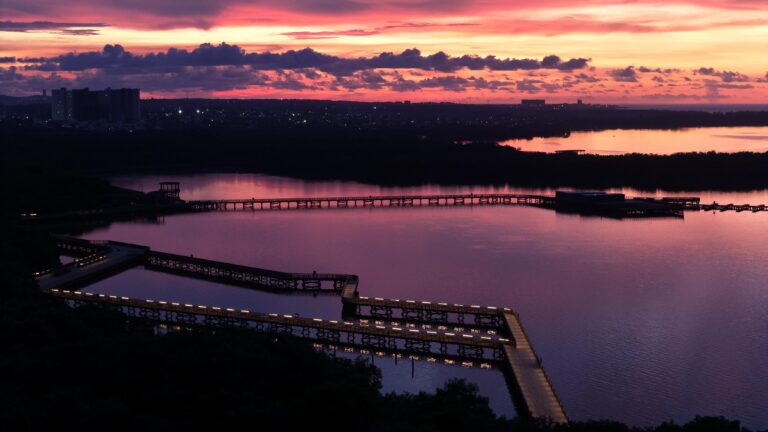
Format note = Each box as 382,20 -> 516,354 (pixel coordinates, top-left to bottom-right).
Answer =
503,313 -> 568,423
37,237 -> 568,423
342,293 -> 508,328
47,288 -> 507,361
36,239 -> 148,291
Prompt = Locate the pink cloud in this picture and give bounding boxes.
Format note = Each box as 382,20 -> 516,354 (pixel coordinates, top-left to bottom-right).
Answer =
4,43 -> 767,103
3,0 -> 768,31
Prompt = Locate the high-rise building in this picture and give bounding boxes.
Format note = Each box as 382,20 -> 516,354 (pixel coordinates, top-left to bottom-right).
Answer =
51,88 -> 140,122
51,88 -> 72,121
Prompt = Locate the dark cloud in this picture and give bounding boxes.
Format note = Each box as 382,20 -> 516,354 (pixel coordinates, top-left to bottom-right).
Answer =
8,42 -> 760,99
575,72 -> 600,83
0,20 -> 107,33
416,76 -> 470,92
389,77 -> 421,92
281,22 -> 479,40
637,66 -> 679,74
516,79 -> 541,92
610,66 -> 638,82
0,66 -> 71,96
22,43 -> 591,77
471,77 -> 509,91
333,70 -> 388,90
59,29 -> 102,36
695,67 -> 751,82
0,0 -> 368,29
280,29 -> 376,39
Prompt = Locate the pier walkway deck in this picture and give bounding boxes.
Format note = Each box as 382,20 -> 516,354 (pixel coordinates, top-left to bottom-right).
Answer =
188,193 -> 552,212
37,241 -> 148,291
185,192 -> 768,217
146,251 -> 354,293
503,313 -> 568,423
36,237 -> 568,423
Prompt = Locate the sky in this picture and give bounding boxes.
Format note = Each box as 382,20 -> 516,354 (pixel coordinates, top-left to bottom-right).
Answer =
2,0 -> 768,103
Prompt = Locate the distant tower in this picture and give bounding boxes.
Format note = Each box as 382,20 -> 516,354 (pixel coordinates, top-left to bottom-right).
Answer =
42,89 -> 47,97
159,182 -> 181,200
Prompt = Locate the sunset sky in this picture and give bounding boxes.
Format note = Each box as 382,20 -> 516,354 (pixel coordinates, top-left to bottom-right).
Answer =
2,0 -> 768,103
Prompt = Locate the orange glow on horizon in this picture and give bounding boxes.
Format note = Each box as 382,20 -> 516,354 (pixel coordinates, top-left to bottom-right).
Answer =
3,0 -> 768,102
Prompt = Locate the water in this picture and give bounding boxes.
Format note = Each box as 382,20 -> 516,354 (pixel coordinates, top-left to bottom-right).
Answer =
500,126 -> 768,155
77,173 -> 768,428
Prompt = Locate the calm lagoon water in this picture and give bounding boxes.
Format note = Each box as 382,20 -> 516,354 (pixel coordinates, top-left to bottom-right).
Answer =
501,126 -> 768,155
77,173 -> 768,428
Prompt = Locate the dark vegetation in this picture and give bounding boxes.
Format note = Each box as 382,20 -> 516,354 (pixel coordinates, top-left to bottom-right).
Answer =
3,123 -> 768,191
4,100 -> 768,190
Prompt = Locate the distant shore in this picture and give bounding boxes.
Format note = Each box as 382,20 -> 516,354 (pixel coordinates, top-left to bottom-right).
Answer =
3,123 -> 768,192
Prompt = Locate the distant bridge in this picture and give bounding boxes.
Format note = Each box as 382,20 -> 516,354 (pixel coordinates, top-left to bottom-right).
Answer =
186,193 -> 767,216
187,193 -> 552,211
36,236 -> 569,423
19,192 -> 768,224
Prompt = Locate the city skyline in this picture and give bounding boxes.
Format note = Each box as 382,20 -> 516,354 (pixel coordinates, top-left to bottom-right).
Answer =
2,0 -> 768,102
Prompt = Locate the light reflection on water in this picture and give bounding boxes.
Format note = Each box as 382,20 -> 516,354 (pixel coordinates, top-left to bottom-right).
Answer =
500,126 -> 768,155
79,173 -> 768,428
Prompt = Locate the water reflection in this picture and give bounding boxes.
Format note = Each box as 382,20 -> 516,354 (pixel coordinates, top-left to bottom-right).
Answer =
83,173 -> 768,428
500,126 -> 768,155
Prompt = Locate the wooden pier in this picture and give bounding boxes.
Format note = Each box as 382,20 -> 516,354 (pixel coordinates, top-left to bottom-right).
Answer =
503,313 -> 568,422
185,192 -> 768,217
19,192 -> 768,224
342,294 -> 509,328
48,288 -> 506,362
37,237 -> 569,423
146,251 -> 355,293
187,193 -> 553,212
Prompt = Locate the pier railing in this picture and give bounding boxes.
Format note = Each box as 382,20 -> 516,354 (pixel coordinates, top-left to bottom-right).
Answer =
187,193 -> 553,211
146,251 -> 355,292
38,237 -> 570,423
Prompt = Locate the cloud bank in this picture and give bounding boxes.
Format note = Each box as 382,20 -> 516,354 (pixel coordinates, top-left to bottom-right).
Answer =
2,43 -> 765,103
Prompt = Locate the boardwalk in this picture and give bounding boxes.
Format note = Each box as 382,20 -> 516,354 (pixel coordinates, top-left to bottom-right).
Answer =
342,294 -> 509,328
36,240 -> 148,291
48,288 -> 507,361
37,237 -> 569,423
504,313 -> 568,423
19,192 -> 768,224
185,192 -> 768,216
187,193 -> 553,211
147,251 -> 355,293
